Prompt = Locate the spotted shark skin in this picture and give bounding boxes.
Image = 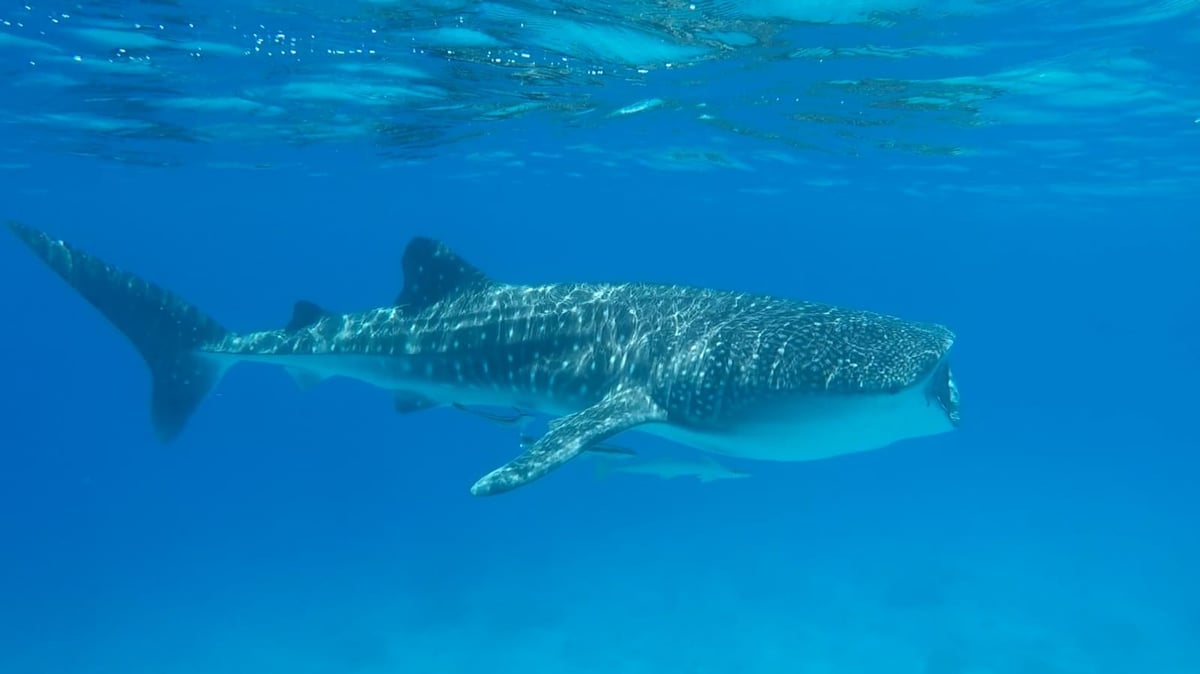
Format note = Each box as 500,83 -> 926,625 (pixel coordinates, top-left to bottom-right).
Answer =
6,221 -> 961,497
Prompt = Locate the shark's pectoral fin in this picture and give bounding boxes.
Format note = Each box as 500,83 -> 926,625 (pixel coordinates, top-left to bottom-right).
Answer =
470,388 -> 666,497
394,391 -> 438,414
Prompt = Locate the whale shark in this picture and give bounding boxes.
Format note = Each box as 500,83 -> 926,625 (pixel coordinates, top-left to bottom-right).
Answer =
6,221 -> 960,497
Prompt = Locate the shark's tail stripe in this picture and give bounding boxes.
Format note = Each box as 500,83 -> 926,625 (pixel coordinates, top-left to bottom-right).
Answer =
8,222 -> 229,442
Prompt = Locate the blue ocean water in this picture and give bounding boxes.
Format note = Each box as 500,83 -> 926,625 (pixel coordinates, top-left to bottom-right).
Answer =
1,1 -> 1197,672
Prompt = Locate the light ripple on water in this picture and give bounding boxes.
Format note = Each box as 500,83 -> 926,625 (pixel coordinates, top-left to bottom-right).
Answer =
0,0 -> 1194,198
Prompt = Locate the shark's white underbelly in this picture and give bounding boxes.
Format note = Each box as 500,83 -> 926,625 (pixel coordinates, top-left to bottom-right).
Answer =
642,381 -> 954,462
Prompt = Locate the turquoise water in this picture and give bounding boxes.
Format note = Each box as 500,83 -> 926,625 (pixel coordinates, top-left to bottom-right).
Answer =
1,1 -> 1197,673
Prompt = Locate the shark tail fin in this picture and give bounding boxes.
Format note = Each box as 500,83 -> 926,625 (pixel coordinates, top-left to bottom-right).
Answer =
8,222 -> 229,442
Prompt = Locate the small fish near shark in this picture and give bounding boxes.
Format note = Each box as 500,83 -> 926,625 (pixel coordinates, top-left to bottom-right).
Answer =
452,402 -> 536,430
594,453 -> 752,483
5,221 -> 961,497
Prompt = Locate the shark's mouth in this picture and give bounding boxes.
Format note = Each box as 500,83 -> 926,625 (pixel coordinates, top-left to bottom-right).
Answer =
927,361 -> 961,427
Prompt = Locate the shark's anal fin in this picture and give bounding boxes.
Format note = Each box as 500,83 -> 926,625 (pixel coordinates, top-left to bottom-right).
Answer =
394,391 -> 437,414
469,387 -> 666,497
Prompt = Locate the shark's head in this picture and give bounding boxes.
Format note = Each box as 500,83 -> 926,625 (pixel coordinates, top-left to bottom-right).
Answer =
925,360 -> 960,428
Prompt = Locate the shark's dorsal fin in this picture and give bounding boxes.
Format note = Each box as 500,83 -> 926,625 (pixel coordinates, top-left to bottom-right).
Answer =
395,237 -> 491,310
469,387 -> 667,496
286,299 -> 334,331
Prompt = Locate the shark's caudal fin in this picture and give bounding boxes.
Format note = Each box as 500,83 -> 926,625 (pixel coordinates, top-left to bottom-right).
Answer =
7,222 -> 229,442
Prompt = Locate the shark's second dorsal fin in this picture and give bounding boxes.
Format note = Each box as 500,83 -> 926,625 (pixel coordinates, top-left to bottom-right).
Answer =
395,237 -> 491,310
286,299 -> 334,331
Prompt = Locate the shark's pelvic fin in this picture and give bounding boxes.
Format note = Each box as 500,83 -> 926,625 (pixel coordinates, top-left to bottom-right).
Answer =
7,222 -> 228,442
469,387 -> 666,496
394,237 -> 493,311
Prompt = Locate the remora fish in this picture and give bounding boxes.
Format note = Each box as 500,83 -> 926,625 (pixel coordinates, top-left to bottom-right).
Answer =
452,402 -> 536,429
594,454 -> 751,482
6,222 -> 961,497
